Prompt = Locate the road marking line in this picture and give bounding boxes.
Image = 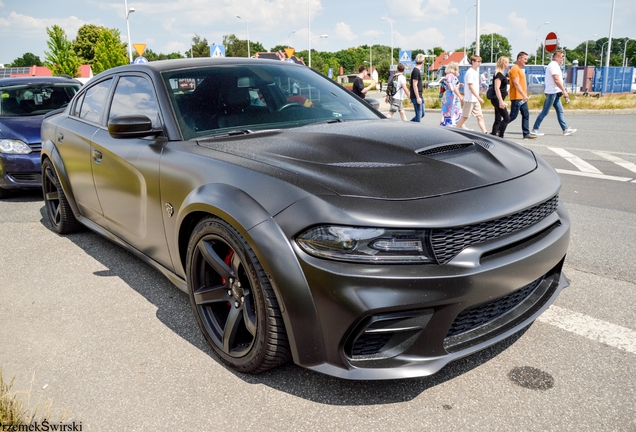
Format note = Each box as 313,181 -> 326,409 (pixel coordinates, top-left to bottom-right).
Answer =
549,147 -> 603,174
593,151 -> 636,175
555,169 -> 632,182
538,305 -> 636,355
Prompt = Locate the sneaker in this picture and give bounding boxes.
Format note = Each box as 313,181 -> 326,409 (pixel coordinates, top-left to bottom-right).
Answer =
530,129 -> 544,136
563,128 -> 577,136
523,134 -> 537,139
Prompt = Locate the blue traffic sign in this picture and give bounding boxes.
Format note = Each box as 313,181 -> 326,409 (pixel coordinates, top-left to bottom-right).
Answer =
133,56 -> 148,64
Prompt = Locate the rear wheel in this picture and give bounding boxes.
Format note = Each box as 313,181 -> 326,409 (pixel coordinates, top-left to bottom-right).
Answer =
186,216 -> 290,373
42,158 -> 81,234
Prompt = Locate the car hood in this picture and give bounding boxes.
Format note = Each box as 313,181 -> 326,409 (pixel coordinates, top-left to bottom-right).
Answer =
198,120 -> 537,200
0,115 -> 43,145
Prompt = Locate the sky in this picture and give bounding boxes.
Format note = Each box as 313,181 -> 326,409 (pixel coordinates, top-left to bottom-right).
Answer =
1,0 -> 635,66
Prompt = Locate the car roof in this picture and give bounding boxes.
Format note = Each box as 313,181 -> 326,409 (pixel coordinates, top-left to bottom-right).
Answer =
102,57 -> 304,75
0,76 -> 82,87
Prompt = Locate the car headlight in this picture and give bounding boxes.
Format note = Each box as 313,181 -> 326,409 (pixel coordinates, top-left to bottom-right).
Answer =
0,139 -> 32,154
296,225 -> 435,263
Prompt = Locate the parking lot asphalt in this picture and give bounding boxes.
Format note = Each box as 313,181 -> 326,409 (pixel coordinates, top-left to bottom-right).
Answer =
1,113 -> 635,431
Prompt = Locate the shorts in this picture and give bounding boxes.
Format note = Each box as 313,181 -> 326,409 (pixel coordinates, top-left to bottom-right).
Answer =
389,98 -> 404,113
462,101 -> 483,118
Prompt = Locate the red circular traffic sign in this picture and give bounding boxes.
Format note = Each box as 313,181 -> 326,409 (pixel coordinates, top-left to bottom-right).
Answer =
545,32 -> 558,53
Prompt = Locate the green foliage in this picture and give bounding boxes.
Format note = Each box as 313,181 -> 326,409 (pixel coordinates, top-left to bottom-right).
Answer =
192,34 -> 211,57
73,24 -> 103,65
223,34 -> 265,57
92,28 -> 128,74
44,25 -> 81,77
8,52 -> 42,67
270,45 -> 288,53
468,34 -> 512,63
142,49 -> 185,61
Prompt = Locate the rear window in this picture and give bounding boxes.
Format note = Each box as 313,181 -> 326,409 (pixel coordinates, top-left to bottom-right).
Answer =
0,83 -> 81,117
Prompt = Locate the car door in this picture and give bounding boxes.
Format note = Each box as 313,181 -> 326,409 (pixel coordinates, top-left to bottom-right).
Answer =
90,74 -> 173,270
54,78 -> 114,224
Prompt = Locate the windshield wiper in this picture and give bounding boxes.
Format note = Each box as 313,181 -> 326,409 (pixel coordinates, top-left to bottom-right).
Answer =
326,118 -> 343,124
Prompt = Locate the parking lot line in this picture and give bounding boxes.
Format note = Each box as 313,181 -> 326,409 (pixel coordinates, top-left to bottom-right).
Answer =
538,305 -> 636,355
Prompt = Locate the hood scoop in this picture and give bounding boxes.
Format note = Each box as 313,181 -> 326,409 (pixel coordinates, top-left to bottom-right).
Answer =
416,139 -> 493,157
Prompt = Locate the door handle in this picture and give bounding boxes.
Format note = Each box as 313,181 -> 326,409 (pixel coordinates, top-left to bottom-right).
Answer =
57,133 -> 64,143
92,150 -> 102,163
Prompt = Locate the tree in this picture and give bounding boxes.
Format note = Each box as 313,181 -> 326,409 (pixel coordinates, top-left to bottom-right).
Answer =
44,25 -> 81,77
468,34 -> 511,62
92,28 -> 128,74
73,24 -> 102,65
223,34 -> 265,57
9,53 -> 43,67
192,34 -> 211,57
142,48 -> 185,61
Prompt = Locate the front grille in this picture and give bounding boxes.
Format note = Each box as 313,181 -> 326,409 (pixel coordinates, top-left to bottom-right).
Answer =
446,276 -> 543,338
29,143 -> 42,152
431,195 -> 559,264
351,333 -> 393,356
8,173 -> 41,183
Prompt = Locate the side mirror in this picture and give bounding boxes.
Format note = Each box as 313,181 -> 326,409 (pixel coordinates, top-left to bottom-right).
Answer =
108,115 -> 162,139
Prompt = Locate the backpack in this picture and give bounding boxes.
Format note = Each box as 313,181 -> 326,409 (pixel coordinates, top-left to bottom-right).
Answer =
386,74 -> 398,98
486,78 -> 496,100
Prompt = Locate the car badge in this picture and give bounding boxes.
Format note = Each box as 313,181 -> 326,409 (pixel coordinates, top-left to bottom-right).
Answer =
165,203 -> 174,217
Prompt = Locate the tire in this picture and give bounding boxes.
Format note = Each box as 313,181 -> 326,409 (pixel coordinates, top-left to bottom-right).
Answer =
186,216 -> 291,373
42,158 -> 82,234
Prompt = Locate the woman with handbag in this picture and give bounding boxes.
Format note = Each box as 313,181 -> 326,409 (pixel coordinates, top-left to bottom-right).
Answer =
489,56 -> 511,138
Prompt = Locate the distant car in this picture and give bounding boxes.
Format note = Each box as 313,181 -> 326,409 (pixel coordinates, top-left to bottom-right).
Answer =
527,74 -> 545,95
40,58 -> 570,380
428,77 -> 444,88
0,76 -> 81,198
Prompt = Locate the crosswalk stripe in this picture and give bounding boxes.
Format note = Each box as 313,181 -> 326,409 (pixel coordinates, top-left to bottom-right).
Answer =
538,305 -> 636,355
549,147 -> 603,174
593,151 -> 636,175
555,169 -> 632,182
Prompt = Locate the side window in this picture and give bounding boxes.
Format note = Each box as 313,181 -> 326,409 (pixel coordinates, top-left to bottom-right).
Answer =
78,79 -> 113,124
71,92 -> 85,117
109,76 -> 159,127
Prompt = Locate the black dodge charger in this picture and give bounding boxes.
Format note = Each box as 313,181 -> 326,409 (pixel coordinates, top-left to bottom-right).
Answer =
40,58 -> 570,380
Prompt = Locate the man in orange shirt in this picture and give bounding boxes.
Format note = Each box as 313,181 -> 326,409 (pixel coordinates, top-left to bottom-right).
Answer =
508,51 -> 536,139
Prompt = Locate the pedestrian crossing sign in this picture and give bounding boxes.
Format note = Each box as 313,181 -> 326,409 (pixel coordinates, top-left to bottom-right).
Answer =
399,50 -> 412,62
210,45 -> 226,57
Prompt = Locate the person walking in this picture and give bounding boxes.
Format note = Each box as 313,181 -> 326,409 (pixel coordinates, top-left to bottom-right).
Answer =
409,54 -> 425,122
489,56 -> 511,137
456,55 -> 488,133
508,51 -> 536,139
439,61 -> 463,127
352,65 -> 376,100
531,49 -> 576,136
386,63 -> 408,121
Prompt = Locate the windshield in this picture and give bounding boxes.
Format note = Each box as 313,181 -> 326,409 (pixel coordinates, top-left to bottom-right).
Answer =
0,83 -> 81,117
161,63 -> 381,140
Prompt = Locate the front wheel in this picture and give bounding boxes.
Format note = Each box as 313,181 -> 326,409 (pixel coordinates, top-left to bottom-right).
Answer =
186,216 -> 290,373
42,158 -> 81,234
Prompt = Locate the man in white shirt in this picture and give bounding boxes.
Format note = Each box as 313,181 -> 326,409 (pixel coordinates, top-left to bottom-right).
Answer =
456,55 -> 488,133
386,64 -> 408,121
531,50 -> 576,136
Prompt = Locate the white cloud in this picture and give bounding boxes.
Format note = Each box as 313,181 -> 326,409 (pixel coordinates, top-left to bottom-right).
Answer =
395,27 -> 445,50
386,0 -> 457,22
334,22 -> 356,42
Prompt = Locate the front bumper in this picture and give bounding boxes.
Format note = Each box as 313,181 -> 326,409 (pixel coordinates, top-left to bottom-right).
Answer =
0,152 -> 42,190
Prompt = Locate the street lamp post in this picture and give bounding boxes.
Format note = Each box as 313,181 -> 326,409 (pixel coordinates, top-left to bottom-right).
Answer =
308,35 -> 328,69
584,34 -> 597,68
236,16 -> 250,57
600,41 -> 609,66
464,4 -> 476,61
287,30 -> 296,48
369,36 -> 378,73
382,17 -> 394,67
124,0 -> 135,64
534,22 -> 549,65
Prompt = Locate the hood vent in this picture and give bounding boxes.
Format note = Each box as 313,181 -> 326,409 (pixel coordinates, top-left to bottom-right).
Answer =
328,161 -> 404,168
416,143 -> 473,156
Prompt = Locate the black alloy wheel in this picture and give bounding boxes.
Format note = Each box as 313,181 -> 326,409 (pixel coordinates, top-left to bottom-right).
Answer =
186,217 -> 290,373
42,158 -> 81,234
